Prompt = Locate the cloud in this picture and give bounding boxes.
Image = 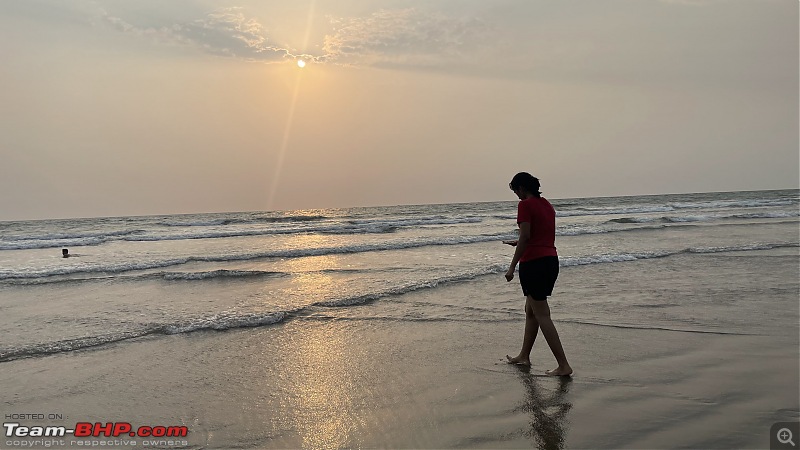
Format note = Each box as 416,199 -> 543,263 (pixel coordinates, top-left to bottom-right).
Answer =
100,7 -> 312,62
100,5 -> 489,68
657,0 -> 777,5
321,8 -> 489,67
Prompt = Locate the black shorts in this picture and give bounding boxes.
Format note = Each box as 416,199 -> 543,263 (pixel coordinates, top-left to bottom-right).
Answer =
519,256 -> 559,300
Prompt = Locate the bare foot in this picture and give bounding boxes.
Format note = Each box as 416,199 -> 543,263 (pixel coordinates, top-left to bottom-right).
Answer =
506,355 -> 531,366
545,366 -> 573,377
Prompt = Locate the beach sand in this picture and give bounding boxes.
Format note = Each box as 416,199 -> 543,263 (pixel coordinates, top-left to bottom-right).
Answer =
2,252 -> 798,449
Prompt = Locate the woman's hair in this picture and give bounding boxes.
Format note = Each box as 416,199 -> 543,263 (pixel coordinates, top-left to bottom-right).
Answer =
509,172 -> 541,197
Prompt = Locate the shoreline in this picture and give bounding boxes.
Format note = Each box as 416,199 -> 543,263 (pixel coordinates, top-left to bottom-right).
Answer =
1,295 -> 796,449
1,234 -> 797,449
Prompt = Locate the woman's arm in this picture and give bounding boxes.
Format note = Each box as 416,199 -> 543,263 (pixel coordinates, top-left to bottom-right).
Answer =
505,222 -> 530,281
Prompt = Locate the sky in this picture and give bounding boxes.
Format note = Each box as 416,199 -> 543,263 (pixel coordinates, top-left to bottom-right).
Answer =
1,0 -> 797,220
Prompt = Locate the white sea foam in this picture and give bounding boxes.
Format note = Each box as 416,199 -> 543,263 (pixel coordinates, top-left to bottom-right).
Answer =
2,269 -> 292,285
2,240 -> 796,362
314,264 -> 508,307
0,234 -> 513,280
557,225 -> 613,236
663,215 -> 712,223
9,229 -> 143,241
161,270 -> 287,280
605,210 -> 799,225
0,312 -> 289,362
347,216 -> 483,227
5,204 -> 794,251
560,243 -> 799,266
163,311 -> 287,334
0,237 -> 109,250
555,196 -> 797,219
3,190 -> 797,367
557,206 -> 676,217
0,216 -> 486,249
731,211 -> 800,219
670,199 -> 796,210
3,229 -> 797,281
158,215 -> 326,227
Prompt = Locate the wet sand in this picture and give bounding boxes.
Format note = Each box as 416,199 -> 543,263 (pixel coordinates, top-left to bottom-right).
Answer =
1,290 -> 797,449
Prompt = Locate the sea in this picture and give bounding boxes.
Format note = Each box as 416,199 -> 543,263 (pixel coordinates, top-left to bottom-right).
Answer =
1,189 -> 798,364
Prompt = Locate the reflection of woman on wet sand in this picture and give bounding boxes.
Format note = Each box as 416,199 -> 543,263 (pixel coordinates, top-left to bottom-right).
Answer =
513,365 -> 572,450
504,172 -> 572,376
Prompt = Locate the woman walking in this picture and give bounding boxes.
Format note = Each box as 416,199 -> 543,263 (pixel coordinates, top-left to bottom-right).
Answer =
504,172 -> 572,376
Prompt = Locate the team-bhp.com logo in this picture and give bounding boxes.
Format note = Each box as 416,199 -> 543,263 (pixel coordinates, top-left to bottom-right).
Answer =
4,422 -> 188,438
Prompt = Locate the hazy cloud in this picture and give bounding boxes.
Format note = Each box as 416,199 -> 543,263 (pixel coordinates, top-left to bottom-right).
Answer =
100,5 -> 489,68
100,7 -> 308,62
321,8 -> 489,67
657,0 -> 780,5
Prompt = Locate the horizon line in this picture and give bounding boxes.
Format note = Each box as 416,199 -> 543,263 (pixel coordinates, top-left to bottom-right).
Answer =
1,187 -> 797,224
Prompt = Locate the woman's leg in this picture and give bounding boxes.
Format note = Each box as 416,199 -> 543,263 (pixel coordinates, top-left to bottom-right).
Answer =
507,297 -> 539,365
532,298 -> 572,376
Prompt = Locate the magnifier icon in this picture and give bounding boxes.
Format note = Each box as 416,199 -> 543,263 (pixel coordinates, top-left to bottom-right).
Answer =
778,428 -> 796,447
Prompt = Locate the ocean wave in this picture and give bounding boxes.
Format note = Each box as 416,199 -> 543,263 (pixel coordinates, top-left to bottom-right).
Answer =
560,252 -> 668,266
0,331 -> 160,363
315,216 -> 483,235
3,229 -> 797,281
0,311 -> 288,363
662,215 -> 710,223
606,210 -> 799,225
159,218 -> 239,227
686,243 -> 799,254
313,264 -> 508,307
19,207 -> 795,249
3,241 -> 793,362
560,242 -> 799,266
557,225 -> 613,236
555,197 -> 797,219
162,311 -> 287,334
347,216 -> 483,227
669,198 -> 797,210
731,211 -> 800,220
0,237 -> 110,250
0,229 -> 147,250
0,265 -> 515,361
160,270 -> 287,281
129,219 -> 483,241
0,216 -> 488,250
296,315 -> 518,324
158,215 -> 327,227
1,269 -> 292,285
0,258 -> 212,280
0,234 -> 514,280
608,217 -> 657,224
319,225 -> 399,234
9,229 -> 144,241
557,206 -> 676,217
606,215 -> 711,224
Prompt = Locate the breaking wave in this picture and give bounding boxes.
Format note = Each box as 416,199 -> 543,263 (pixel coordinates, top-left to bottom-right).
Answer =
2,241 -> 795,362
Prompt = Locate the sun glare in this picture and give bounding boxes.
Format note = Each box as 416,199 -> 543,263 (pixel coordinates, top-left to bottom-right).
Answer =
297,59 -> 306,68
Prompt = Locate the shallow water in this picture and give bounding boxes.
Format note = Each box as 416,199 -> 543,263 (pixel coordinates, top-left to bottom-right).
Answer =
1,189 -> 797,362
1,191 -> 798,449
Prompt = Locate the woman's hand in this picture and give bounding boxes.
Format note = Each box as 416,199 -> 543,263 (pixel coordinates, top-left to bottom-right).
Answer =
505,268 -> 515,282
502,240 -> 518,246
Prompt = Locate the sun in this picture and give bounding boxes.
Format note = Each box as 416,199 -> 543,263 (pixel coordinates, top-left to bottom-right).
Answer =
297,59 -> 306,68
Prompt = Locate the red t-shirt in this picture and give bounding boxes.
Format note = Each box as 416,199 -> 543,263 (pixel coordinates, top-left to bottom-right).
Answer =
517,197 -> 558,262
